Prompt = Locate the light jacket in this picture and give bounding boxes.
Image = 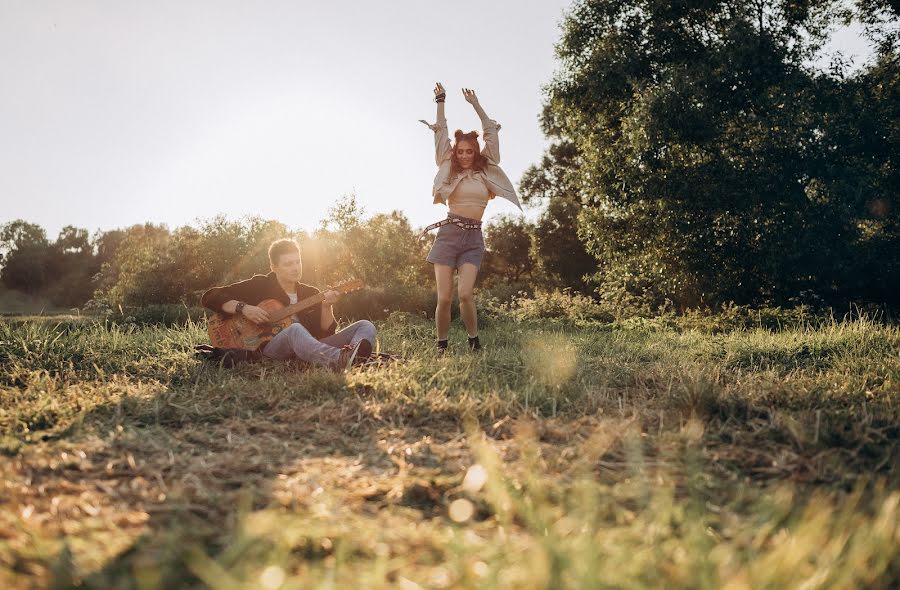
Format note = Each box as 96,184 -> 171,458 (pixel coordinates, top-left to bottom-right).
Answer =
421,116 -> 523,211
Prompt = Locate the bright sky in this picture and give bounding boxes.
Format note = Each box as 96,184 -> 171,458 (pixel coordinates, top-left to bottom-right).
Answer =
0,1 -> 875,240
0,0 -> 573,239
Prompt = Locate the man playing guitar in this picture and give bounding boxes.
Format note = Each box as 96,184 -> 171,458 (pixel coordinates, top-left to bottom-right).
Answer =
201,238 -> 375,369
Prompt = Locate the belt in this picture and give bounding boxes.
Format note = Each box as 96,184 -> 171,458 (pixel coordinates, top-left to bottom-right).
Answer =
422,216 -> 483,235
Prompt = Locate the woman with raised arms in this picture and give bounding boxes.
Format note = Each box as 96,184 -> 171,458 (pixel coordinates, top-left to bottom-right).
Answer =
420,83 -> 522,352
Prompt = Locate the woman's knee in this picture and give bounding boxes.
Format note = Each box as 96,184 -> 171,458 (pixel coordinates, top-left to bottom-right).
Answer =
458,289 -> 475,305
436,292 -> 453,307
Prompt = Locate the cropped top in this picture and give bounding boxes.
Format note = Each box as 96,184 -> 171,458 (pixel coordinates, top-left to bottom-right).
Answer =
448,170 -> 494,209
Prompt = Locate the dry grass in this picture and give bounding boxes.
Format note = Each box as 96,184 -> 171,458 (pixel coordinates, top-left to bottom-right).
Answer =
0,313 -> 898,589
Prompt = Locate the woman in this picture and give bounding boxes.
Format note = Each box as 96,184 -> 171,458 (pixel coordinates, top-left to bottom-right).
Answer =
421,82 -> 522,352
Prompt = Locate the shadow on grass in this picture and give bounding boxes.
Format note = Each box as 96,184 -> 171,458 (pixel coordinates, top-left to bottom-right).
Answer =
3,357 -> 482,588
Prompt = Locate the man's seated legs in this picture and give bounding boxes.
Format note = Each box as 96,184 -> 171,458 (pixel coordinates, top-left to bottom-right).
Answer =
262,322 -> 344,366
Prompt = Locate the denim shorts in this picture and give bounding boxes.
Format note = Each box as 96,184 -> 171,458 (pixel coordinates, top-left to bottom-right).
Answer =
426,216 -> 485,269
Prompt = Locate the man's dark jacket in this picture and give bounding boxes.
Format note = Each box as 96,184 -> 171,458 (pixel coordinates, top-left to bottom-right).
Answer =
201,272 -> 337,340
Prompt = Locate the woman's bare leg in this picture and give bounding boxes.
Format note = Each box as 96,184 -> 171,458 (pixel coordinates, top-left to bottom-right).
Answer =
434,264 -> 455,341
457,263 -> 479,338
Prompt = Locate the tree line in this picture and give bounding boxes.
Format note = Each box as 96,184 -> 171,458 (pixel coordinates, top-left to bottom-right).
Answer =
0,200 -> 537,317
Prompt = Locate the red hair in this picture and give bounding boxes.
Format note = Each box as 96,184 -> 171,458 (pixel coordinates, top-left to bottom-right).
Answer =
450,130 -> 489,175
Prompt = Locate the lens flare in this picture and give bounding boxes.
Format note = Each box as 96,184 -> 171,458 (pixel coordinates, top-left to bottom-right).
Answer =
523,334 -> 577,386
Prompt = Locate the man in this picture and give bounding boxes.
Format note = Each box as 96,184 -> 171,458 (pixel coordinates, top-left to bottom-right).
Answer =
201,238 -> 376,369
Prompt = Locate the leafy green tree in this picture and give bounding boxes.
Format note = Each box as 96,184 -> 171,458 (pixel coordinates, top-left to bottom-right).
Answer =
812,51 -> 900,304
45,226 -> 99,306
0,220 -> 50,294
93,223 -> 172,305
311,195 -> 432,316
533,0 -> 898,309
483,216 -> 535,284
520,140 -> 596,291
0,221 -> 99,305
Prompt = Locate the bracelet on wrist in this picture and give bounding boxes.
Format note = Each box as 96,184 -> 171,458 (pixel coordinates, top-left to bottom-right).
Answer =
434,93 -> 446,103
235,301 -> 246,315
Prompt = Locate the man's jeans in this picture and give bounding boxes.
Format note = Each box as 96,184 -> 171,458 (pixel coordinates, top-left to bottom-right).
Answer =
261,320 -> 376,367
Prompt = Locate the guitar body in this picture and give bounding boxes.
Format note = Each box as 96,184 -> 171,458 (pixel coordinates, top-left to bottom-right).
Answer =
207,299 -> 292,350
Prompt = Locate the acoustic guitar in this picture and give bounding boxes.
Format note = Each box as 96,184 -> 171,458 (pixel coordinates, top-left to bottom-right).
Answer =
206,279 -> 364,350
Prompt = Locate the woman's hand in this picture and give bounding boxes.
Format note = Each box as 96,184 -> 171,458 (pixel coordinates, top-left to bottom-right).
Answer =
462,88 -> 479,105
434,82 -> 446,100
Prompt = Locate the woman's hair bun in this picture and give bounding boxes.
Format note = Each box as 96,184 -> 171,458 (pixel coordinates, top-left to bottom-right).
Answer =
454,129 -> 480,141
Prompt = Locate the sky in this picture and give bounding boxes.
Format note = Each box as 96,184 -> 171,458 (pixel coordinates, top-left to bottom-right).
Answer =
0,1 -> 876,240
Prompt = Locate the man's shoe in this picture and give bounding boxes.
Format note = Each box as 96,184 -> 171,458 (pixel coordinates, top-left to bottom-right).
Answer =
354,339 -> 373,365
337,340 -> 363,370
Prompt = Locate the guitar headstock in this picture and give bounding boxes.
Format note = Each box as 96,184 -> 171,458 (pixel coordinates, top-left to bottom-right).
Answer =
331,278 -> 364,294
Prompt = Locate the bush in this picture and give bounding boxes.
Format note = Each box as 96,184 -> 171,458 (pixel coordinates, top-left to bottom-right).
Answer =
482,289 -> 613,323
334,286 -> 433,322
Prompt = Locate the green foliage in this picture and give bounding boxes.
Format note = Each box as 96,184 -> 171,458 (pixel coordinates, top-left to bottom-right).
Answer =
0,221 -> 100,305
483,289 -> 614,323
520,141 -> 596,291
0,198 -> 435,320
95,218 -> 292,307
90,197 -> 433,320
308,197 -> 432,317
481,215 -> 535,284
0,220 -> 50,294
529,0 -> 899,309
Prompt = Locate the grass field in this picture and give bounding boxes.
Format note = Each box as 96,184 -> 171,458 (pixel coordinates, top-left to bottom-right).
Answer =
1,312 -> 898,589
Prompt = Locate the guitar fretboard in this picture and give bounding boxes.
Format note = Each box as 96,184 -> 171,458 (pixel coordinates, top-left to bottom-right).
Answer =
267,292 -> 324,323
265,279 -> 363,323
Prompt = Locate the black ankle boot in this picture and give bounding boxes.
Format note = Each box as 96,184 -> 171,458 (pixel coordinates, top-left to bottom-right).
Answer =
468,335 -> 481,351
437,339 -> 449,353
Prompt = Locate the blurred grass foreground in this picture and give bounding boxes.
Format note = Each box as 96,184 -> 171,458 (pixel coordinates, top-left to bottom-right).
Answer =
1,309 -> 898,589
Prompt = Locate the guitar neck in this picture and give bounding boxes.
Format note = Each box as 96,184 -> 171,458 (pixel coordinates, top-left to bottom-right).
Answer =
268,293 -> 326,323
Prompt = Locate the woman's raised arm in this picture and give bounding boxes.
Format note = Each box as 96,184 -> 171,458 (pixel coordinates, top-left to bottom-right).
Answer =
463,88 -> 501,164
463,87 -> 490,122
435,82 -> 446,122
425,82 -> 451,165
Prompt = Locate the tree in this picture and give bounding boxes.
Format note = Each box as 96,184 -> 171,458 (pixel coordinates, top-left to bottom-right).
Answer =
520,139 -> 596,291
483,216 -> 535,283
45,226 -> 99,306
0,220 -> 50,293
311,195 -> 432,316
532,0 -> 898,309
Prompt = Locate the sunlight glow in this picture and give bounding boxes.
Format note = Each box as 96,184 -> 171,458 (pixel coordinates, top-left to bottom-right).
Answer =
259,565 -> 286,589
523,334 -> 578,387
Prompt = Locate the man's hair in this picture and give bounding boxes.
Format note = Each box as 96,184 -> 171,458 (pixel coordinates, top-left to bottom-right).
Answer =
268,238 -> 301,266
